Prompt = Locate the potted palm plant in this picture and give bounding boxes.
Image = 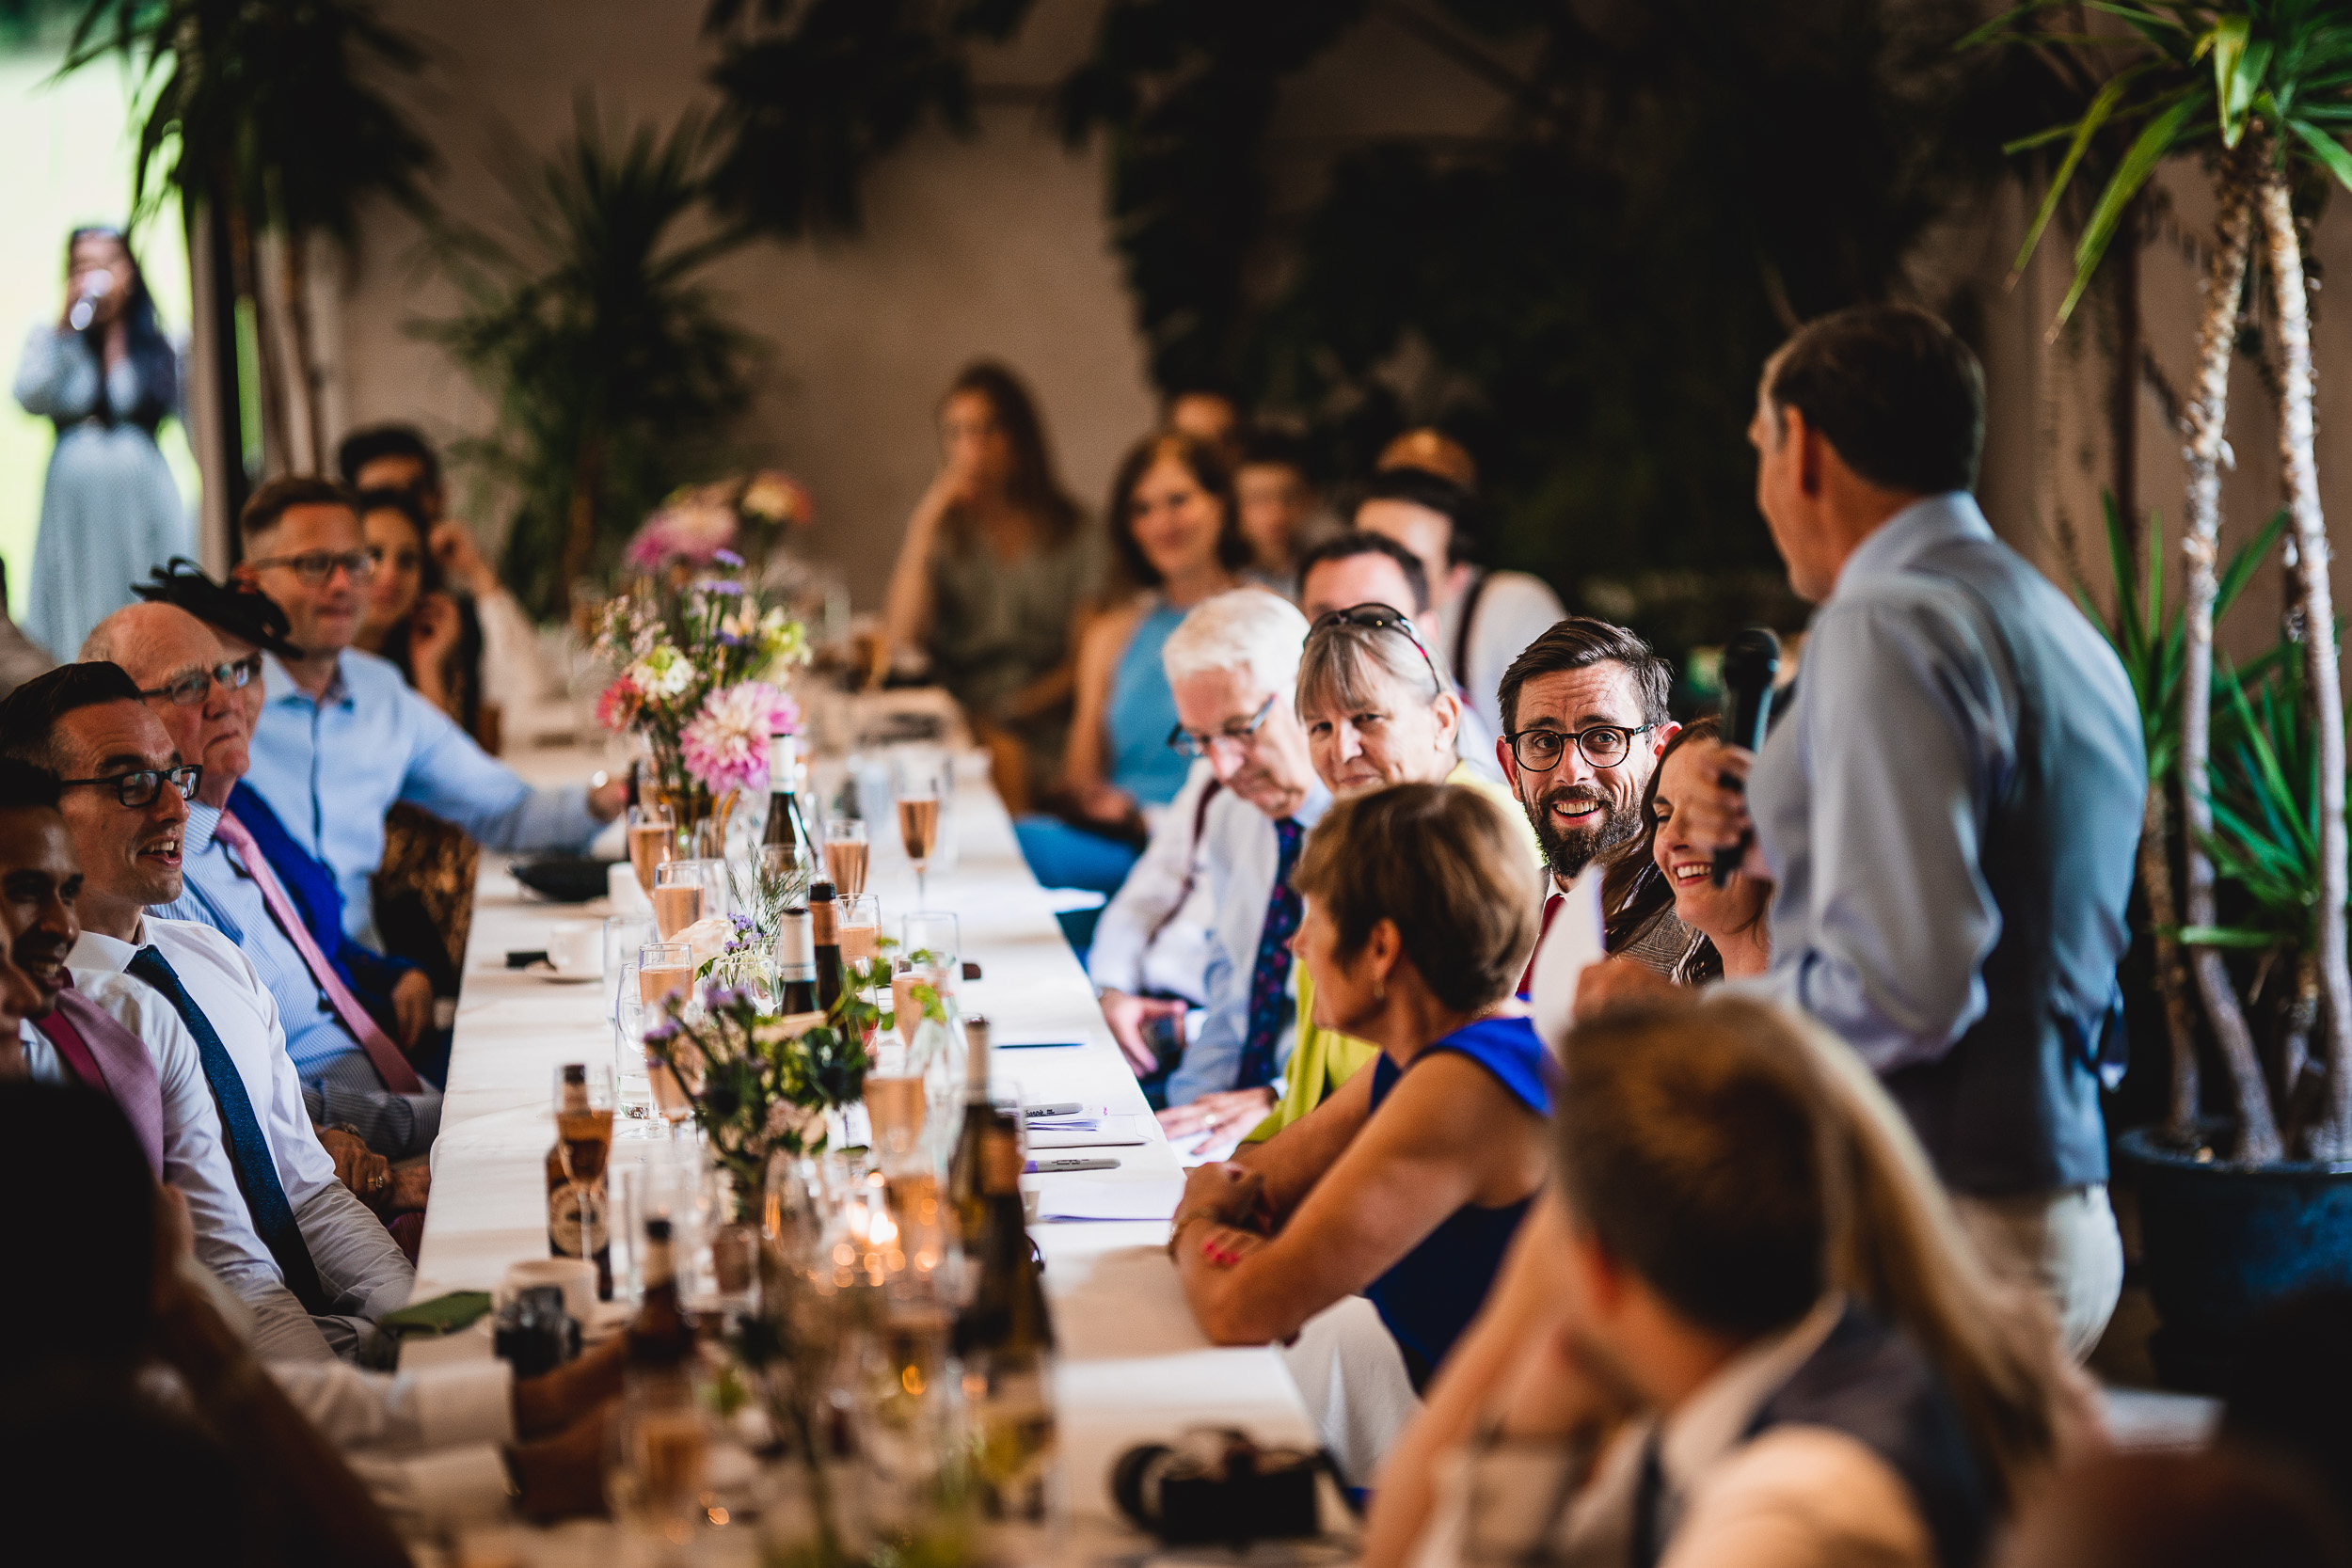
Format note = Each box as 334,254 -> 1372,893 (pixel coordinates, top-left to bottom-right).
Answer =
1976,0 -> 2352,1384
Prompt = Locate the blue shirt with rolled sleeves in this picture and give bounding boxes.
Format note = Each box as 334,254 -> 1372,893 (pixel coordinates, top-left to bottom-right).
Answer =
244,650 -> 604,945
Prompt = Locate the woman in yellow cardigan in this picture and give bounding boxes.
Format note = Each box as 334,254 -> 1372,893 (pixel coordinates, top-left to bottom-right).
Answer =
1239,602 -> 1541,1146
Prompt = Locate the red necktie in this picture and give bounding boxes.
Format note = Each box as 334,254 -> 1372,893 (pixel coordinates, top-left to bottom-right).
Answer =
1518,889 -> 1564,998
39,987 -> 108,1092
212,810 -> 425,1095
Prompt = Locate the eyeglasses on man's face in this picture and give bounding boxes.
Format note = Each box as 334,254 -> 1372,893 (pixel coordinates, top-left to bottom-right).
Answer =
1308,602 -> 1445,694
246,547 -> 375,586
139,654 -> 264,709
57,764 -> 202,809
1502,723 -> 1657,773
1168,692 -> 1279,760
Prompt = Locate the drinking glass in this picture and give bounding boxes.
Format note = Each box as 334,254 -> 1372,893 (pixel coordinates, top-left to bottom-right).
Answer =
676,855 -> 729,923
627,801 -> 674,895
553,1064 -> 616,1266
637,942 -> 697,1127
651,861 -> 705,941
612,974 -> 659,1135
603,915 -> 656,1018
823,817 -> 870,899
900,911 -> 959,981
893,752 -> 946,909
840,894 -> 882,976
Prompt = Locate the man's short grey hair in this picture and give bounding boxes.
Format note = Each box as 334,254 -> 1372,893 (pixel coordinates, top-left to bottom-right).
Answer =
1162,588 -> 1310,697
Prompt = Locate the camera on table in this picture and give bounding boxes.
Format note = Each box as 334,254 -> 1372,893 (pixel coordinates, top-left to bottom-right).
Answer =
492,1284 -> 580,1378
1112,1427 -> 1323,1544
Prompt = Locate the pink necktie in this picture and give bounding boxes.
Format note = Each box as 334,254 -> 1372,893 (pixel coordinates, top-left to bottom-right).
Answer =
212,811 -> 425,1095
1518,889 -> 1564,998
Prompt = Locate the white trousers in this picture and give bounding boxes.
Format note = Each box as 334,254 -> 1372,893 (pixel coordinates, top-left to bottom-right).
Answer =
1952,1182 -> 2125,1361
1279,1294 -> 1423,1486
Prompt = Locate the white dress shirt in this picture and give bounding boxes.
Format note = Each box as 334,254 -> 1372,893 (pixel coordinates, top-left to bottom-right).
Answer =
74,919 -> 416,1352
267,1356 -> 516,1534
1166,780 -> 1332,1106
1526,871 -> 1605,1051
1429,568 -> 1566,739
23,974 -> 331,1362
1088,758 -> 1220,1004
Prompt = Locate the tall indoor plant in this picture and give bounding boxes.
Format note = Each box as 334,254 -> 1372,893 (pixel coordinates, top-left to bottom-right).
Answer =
422,100 -> 760,620
1979,0 -> 2352,1377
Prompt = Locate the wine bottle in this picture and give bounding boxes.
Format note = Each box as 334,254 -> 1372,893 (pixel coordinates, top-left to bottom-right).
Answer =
761,732 -> 812,872
810,878 -> 844,1013
946,1014 -> 995,1251
627,1216 -> 695,1369
952,1087 -> 1057,1523
775,906 -> 819,1015
546,1063 -> 612,1298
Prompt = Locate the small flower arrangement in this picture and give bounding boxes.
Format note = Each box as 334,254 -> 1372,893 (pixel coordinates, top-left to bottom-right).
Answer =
622,470 -> 816,572
592,547 -> 810,825
644,966 -> 885,1220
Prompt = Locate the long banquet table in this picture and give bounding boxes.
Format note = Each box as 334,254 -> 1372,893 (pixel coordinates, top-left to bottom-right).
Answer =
409,742 -> 1323,1542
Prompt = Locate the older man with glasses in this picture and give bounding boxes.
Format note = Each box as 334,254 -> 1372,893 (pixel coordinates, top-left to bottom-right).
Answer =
230,476 -> 627,953
83,597 -> 436,1205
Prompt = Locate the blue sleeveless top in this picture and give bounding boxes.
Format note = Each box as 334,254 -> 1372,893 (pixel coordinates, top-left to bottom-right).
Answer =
1104,600 -> 1191,807
1362,1014 -> 1549,1381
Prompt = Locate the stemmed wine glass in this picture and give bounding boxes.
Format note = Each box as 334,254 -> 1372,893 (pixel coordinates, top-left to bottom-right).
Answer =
893,752 -> 945,910
824,818 -> 870,899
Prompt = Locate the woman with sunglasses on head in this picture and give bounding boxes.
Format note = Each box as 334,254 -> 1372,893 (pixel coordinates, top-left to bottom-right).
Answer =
1239,604 -> 1542,1148
14,226 -> 193,660
1015,430 -> 1249,899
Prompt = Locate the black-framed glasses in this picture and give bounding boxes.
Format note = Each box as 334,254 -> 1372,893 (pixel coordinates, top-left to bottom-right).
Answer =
1502,723 -> 1657,773
57,764 -> 202,808
1168,692 -> 1279,760
246,547 -> 375,585
1309,602 -> 1446,693
139,654 -> 264,709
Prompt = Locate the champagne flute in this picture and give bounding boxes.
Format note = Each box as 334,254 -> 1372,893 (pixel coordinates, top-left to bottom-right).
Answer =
638,942 -> 697,1129
651,861 -> 705,941
628,801 -> 674,895
840,894 -> 882,973
824,817 -> 870,899
894,753 -> 944,910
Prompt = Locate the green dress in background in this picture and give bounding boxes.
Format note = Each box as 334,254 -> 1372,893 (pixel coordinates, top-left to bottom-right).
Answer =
927,517 -> 1103,776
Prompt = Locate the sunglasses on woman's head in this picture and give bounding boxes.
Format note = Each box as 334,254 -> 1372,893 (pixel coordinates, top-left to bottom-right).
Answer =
1308,602 -> 1444,693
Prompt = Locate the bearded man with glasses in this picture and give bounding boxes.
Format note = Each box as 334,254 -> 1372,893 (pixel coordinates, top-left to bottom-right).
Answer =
230,478 -> 627,956
1491,616 -> 1701,1042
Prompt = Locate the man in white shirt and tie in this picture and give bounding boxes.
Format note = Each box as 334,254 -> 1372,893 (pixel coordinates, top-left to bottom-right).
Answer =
0,662 -> 414,1358
1143,590 -> 1331,1147
0,746 -> 336,1361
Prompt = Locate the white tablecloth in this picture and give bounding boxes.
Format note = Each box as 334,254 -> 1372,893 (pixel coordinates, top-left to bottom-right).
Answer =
411,744 -> 1320,1528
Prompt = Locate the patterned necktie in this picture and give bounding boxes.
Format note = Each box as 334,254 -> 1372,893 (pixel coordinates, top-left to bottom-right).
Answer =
1235,816 -> 1305,1090
213,809 -> 424,1095
127,944 -> 331,1316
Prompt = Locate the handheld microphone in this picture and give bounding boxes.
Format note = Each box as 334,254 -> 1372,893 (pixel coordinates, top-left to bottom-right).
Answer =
1710,626 -> 1781,888
68,274 -> 113,332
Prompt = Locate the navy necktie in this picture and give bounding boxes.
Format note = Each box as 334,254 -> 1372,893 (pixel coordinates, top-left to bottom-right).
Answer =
1628,1427 -> 1667,1568
128,944 -> 330,1316
1235,816 -> 1305,1090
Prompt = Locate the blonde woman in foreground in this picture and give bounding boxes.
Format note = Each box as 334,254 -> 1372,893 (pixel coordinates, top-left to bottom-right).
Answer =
1369,996 -> 2095,1568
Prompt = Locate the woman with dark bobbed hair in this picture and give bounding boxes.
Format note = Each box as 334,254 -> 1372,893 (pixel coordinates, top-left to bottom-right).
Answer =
1170,781 -> 1549,1384
14,226 -> 191,658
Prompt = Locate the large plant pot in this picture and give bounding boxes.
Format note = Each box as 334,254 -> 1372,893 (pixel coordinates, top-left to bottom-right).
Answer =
2120,1125 -> 2352,1390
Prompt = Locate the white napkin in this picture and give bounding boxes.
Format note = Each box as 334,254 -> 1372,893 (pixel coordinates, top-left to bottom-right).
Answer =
1035,1179 -> 1184,1222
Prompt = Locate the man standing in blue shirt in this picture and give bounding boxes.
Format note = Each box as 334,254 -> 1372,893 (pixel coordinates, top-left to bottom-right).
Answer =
230,477 -> 627,946
1589,305 -> 2146,1357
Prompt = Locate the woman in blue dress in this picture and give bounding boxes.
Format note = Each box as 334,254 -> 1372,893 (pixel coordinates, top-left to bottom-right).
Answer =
13,227 -> 191,659
1168,780 -> 1550,1386
1014,429 -> 1248,895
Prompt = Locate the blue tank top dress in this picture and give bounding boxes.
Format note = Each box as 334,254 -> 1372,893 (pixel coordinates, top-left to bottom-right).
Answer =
1362,1013 -> 1550,1385
1104,601 -> 1191,807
